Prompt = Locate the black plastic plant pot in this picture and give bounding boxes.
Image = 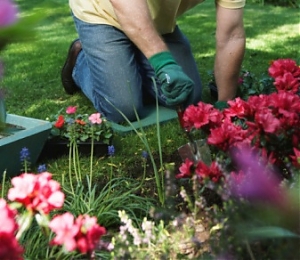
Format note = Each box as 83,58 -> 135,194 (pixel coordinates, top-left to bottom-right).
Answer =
38,137 -> 112,161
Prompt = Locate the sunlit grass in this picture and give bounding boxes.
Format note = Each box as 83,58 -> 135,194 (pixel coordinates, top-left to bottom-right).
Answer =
2,0 -> 299,176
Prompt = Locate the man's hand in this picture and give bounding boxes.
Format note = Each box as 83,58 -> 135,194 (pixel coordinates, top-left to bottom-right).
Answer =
149,52 -> 194,106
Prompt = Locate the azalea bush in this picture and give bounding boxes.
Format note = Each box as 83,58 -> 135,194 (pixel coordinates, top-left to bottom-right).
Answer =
49,106 -> 113,144
175,58 -> 300,258
182,59 -> 300,176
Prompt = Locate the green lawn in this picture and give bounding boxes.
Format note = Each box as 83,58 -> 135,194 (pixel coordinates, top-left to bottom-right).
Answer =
1,0 -> 298,180
1,1 -> 299,259
2,0 -> 299,181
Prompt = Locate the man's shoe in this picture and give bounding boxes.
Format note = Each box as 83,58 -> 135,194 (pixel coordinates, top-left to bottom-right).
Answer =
61,39 -> 82,95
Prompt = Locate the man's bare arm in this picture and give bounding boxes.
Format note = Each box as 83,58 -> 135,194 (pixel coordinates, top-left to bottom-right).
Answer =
214,5 -> 245,101
109,0 -> 168,58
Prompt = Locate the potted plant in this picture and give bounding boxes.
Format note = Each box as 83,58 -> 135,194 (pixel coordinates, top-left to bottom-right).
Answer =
39,106 -> 113,160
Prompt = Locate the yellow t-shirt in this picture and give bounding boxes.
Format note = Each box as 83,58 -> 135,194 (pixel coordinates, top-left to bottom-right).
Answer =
70,0 -> 245,34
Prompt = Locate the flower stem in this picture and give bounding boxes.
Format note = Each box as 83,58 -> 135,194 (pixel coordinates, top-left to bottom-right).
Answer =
89,129 -> 94,191
68,143 -> 74,193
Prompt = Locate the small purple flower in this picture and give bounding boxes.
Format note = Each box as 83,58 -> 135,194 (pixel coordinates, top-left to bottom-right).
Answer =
142,151 -> 148,159
65,118 -> 74,124
20,147 -> 30,162
37,164 -> 47,173
108,145 -> 115,156
0,0 -> 19,27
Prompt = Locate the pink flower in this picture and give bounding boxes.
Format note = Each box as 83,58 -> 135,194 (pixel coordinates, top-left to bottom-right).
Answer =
0,0 -> 19,27
0,198 -> 18,235
49,213 -> 106,254
176,158 -> 194,179
89,113 -> 102,124
49,212 -> 80,252
8,172 -> 65,214
66,106 -> 77,114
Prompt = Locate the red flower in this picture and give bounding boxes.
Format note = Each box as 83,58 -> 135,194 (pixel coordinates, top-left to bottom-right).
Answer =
274,72 -> 299,93
268,59 -> 300,79
0,233 -> 23,260
207,118 -> 248,151
253,107 -> 281,134
183,102 -> 212,129
7,172 -> 65,214
176,158 -> 194,179
290,147 -> 300,168
195,161 -> 223,183
75,119 -> 86,125
75,215 -> 106,254
54,115 -> 65,128
225,97 -> 251,119
0,199 -> 23,260
269,92 -> 300,129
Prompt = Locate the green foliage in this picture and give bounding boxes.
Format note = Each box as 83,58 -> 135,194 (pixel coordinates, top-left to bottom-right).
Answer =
63,177 -> 154,228
249,0 -> 299,8
1,0 -> 299,259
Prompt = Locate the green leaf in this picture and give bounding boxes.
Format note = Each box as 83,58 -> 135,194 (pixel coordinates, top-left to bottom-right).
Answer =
246,226 -> 300,239
50,127 -> 60,137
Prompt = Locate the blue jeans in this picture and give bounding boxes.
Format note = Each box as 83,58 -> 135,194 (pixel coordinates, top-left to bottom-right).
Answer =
72,16 -> 202,123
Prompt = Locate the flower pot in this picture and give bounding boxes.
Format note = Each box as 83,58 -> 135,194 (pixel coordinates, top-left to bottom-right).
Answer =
38,137 -> 111,161
208,82 -> 218,100
0,114 -> 52,179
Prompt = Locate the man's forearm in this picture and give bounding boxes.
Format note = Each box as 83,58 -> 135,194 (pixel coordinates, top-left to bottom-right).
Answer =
109,0 -> 168,58
214,5 -> 245,101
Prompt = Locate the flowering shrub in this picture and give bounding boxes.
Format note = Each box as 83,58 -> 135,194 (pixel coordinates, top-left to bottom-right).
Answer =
179,59 -> 300,181
0,172 -> 107,259
175,59 -> 300,259
49,106 -> 113,144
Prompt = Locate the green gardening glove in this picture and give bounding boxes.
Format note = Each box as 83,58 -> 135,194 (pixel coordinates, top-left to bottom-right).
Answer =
149,52 -> 194,106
